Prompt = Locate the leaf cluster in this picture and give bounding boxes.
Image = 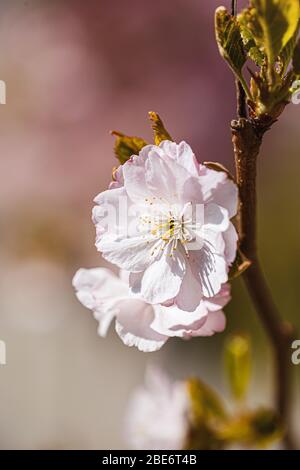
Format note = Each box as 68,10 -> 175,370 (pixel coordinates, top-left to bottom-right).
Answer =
215,1 -> 300,119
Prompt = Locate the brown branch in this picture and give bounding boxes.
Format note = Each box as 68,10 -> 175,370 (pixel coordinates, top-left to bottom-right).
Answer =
231,0 -> 237,16
231,117 -> 297,449
229,0 -> 296,449
236,80 -> 248,119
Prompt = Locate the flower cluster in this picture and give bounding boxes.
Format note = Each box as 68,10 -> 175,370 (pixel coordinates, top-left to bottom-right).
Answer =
73,140 -> 238,351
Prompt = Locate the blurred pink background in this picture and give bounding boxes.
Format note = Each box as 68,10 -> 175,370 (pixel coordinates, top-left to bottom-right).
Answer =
0,0 -> 299,449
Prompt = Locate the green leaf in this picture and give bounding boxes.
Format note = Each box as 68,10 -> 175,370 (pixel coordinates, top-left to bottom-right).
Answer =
238,9 -> 266,67
188,378 -> 227,424
186,379 -> 228,450
246,44 -> 266,67
215,7 -> 247,80
148,111 -> 173,145
251,0 -> 300,65
229,249 -> 252,280
111,131 -> 148,165
279,20 -> 300,75
224,334 -> 252,402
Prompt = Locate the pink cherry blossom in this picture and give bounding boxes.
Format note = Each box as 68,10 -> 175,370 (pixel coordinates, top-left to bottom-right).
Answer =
72,267 -> 230,352
125,367 -> 191,450
93,141 -> 238,311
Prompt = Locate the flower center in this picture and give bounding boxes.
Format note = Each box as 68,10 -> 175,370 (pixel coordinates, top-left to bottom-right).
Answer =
140,199 -> 200,258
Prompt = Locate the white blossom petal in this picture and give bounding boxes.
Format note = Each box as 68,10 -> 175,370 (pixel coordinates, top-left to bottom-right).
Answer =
189,240 -> 228,298
129,249 -> 186,304
145,153 -> 193,203
151,303 -> 207,338
174,262 -> 203,311
189,311 -> 226,336
122,146 -> 162,202
223,222 -> 238,265
115,301 -> 168,352
72,268 -> 128,337
159,140 -> 200,176
199,165 -> 238,218
202,203 -> 230,233
98,234 -> 155,272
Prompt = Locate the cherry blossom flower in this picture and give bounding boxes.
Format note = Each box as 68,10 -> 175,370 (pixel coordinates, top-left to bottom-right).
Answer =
125,367 -> 191,449
93,141 -> 238,311
72,267 -> 230,352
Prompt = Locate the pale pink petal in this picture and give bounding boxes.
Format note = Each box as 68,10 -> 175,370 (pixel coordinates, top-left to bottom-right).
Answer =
202,283 -> 231,312
145,154 -> 193,203
189,311 -> 226,337
198,164 -> 227,200
72,268 -> 128,307
93,185 -> 127,208
202,228 -> 225,255
129,250 -> 186,304
223,222 -> 238,265
200,165 -> 238,218
92,186 -> 130,239
175,262 -> 203,311
211,178 -> 238,219
109,165 -> 124,189
72,268 -> 128,337
202,203 -> 230,233
151,303 -> 208,338
122,145 -> 162,203
115,301 -> 168,352
190,242 -> 228,298
159,140 -> 200,176
98,234 -> 155,272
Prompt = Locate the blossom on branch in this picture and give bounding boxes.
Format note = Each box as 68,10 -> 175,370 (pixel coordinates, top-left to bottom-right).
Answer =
93,141 -> 238,311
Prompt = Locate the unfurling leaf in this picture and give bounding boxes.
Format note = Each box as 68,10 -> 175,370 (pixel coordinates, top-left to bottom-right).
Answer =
148,111 -> 173,145
238,8 -> 266,67
111,131 -> 148,165
251,0 -> 300,67
215,7 -> 246,80
225,334 -> 252,402
229,249 -> 252,280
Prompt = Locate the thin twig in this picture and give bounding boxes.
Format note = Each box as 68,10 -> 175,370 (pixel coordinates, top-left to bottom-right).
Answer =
231,0 -> 237,16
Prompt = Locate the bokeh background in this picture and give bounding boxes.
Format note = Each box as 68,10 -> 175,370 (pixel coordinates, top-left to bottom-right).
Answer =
0,0 -> 299,449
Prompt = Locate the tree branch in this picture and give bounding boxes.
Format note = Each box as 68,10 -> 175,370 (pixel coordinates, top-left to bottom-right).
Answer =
231,117 -> 297,449
231,0 -> 237,16
229,0 -> 296,450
